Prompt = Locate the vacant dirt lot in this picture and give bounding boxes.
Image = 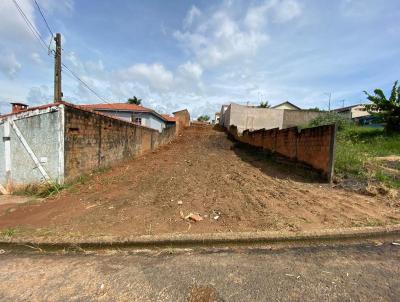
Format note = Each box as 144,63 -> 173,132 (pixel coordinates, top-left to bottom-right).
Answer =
0,125 -> 399,239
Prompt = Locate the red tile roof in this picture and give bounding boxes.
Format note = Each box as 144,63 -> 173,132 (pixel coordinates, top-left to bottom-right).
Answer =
161,114 -> 176,122
80,103 -> 152,112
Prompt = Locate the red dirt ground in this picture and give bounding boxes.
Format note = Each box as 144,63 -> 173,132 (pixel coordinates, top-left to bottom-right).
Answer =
0,125 -> 399,239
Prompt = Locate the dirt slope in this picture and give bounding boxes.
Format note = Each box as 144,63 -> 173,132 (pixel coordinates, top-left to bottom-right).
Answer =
0,125 -> 399,238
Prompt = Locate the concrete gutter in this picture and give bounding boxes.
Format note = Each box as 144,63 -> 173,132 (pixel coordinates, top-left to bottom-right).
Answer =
0,225 -> 399,251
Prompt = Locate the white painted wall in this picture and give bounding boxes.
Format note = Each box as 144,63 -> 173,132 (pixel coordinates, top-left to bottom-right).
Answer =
95,110 -> 166,132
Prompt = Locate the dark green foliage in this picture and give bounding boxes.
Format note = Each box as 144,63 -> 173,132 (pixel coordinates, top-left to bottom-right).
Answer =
259,101 -> 271,108
308,112 -> 351,130
364,81 -> 400,133
127,96 -> 142,105
197,114 -> 210,122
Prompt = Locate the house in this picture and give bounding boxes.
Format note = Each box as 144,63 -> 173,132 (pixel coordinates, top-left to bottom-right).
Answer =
332,104 -> 370,122
272,101 -> 301,110
81,103 -> 174,132
219,103 -> 326,133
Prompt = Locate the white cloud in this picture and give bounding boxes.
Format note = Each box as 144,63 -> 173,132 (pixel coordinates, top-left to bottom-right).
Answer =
39,0 -> 74,14
0,0 -> 37,44
26,85 -> 52,105
175,5 -> 270,68
184,5 -> 202,28
31,52 -> 42,64
117,63 -> 174,91
272,0 -> 302,23
244,1 -> 272,30
0,52 -> 22,78
178,61 -> 203,79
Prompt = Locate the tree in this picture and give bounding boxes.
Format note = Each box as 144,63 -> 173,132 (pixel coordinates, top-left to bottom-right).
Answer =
364,81 -> 400,133
197,114 -> 210,122
127,96 -> 142,105
259,101 -> 271,108
309,107 -> 320,111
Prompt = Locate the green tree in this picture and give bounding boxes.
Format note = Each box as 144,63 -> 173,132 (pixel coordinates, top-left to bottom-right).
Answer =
364,81 -> 400,133
259,101 -> 271,108
309,107 -> 320,111
127,96 -> 142,105
197,114 -> 210,122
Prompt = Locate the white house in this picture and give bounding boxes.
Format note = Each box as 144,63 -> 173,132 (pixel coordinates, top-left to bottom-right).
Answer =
81,103 -> 175,132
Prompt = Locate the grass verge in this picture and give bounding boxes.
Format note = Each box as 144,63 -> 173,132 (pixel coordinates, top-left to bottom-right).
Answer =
335,125 -> 400,188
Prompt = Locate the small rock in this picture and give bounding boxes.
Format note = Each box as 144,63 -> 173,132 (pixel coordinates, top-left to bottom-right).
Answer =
177,200 -> 183,205
392,242 -> 400,246
0,249 -> 5,255
186,213 -> 203,222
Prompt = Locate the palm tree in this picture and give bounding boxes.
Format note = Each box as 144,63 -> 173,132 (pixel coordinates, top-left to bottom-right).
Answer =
127,96 -> 142,105
259,101 -> 271,108
364,81 -> 400,133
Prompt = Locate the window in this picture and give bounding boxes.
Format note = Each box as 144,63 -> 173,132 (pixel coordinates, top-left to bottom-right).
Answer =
134,117 -> 142,125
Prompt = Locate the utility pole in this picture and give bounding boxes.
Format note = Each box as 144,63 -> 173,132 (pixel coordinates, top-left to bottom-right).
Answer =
324,92 -> 332,112
54,33 -> 62,102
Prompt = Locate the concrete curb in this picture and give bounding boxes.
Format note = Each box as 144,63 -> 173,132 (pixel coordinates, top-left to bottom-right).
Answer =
1,225 -> 400,251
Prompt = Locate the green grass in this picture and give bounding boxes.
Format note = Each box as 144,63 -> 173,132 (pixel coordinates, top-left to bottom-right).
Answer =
335,125 -> 400,187
0,227 -> 17,237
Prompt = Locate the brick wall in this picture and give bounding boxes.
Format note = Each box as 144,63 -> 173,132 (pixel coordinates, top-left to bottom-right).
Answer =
229,124 -> 336,181
173,109 -> 190,133
64,106 -> 175,182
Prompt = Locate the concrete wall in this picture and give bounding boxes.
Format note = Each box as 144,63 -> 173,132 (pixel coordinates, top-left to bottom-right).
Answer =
224,103 -> 284,133
222,103 -> 327,134
229,124 -> 336,181
64,106 -> 175,182
282,110 -> 326,128
0,106 -> 63,187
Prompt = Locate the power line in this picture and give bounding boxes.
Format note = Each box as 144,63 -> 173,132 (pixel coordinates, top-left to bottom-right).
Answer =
32,0 -> 54,37
12,0 -> 50,53
61,63 -> 111,104
13,0 -> 111,105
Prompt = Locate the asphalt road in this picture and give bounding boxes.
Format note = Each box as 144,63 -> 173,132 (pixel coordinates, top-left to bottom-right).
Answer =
0,242 -> 399,301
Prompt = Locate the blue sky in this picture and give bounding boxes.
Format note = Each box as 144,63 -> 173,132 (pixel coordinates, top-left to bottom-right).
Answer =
0,0 -> 399,118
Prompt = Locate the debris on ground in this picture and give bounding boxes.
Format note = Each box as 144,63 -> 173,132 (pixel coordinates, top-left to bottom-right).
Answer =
211,210 -> 222,220
177,200 -> 183,205
0,249 -> 5,254
392,242 -> 400,246
185,213 -> 203,222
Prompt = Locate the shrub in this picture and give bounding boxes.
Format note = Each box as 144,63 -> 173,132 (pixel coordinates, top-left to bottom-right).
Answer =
308,112 -> 351,130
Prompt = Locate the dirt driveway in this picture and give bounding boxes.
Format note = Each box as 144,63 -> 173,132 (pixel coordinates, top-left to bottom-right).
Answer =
0,125 -> 399,239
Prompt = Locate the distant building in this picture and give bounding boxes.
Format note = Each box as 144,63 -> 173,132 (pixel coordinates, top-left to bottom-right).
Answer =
81,103 -> 174,132
214,112 -> 220,124
172,109 -> 191,133
219,103 -> 326,133
332,104 -> 370,122
272,101 -> 301,110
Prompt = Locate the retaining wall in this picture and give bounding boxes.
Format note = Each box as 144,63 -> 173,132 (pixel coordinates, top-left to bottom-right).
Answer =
229,124 -> 336,181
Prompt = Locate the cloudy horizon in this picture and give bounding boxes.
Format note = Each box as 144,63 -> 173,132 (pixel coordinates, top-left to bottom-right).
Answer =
0,0 -> 399,118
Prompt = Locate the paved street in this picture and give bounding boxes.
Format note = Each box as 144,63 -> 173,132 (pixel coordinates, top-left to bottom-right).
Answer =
0,242 -> 399,301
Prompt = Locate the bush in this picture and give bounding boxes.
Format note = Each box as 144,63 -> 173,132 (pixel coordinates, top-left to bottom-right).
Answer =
308,112 -> 351,130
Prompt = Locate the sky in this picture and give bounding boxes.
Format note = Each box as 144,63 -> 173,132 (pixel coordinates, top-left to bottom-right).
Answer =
0,0 -> 399,118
